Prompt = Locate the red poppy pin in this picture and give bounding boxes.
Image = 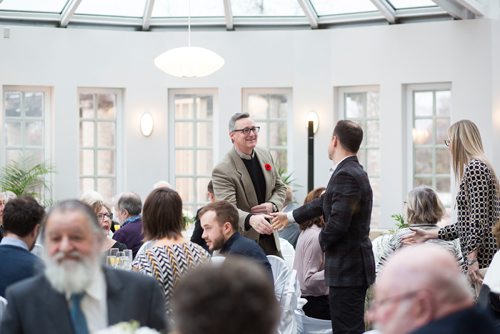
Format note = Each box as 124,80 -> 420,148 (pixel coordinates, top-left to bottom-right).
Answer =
264,163 -> 272,171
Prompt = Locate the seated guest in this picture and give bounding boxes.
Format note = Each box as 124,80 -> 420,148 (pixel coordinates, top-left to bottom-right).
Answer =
0,197 -> 45,297
190,180 -> 216,252
378,186 -> 462,272
294,187 -> 330,320
0,200 -> 167,333
278,186 -> 301,248
113,192 -> 144,257
172,257 -> 280,334
199,200 -> 273,280
367,244 -> 498,334
80,191 -> 126,252
132,188 -> 210,315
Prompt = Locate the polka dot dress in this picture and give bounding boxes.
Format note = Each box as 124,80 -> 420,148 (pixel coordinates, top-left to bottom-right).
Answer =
438,159 -> 500,271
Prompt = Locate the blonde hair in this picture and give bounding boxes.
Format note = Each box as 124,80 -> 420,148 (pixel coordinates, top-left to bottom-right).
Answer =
448,120 -> 499,193
405,186 -> 445,225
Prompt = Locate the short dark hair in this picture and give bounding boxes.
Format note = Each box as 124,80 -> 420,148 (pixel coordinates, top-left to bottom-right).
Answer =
198,201 -> 239,231
228,113 -> 250,132
117,192 -> 142,216
333,120 -> 363,153
172,258 -> 279,334
300,187 -> 326,231
3,196 -> 45,237
41,199 -> 102,240
142,187 -> 184,240
207,180 -> 214,194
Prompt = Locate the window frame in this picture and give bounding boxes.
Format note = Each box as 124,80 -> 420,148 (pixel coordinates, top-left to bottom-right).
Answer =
77,87 -> 122,200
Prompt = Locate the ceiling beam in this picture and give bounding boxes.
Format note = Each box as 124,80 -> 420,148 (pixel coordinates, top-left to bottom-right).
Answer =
142,0 -> 155,30
455,0 -> 485,17
297,0 -> 318,29
432,0 -> 474,19
223,0 -> 233,30
60,0 -> 82,28
369,0 -> 396,23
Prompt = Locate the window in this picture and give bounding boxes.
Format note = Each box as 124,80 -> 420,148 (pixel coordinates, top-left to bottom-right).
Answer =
3,86 -> 51,166
338,86 -> 381,227
242,88 -> 291,171
79,89 -> 120,201
170,89 -> 216,213
407,84 -> 451,208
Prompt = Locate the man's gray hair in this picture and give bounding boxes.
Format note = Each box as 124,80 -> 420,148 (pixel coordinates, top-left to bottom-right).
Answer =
40,199 -> 103,241
117,192 -> 142,216
228,113 -> 250,132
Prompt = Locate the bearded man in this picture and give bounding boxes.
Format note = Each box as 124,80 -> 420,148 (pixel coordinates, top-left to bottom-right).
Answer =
0,199 -> 167,334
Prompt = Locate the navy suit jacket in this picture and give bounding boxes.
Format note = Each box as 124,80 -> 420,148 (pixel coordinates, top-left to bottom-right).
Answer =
0,245 -> 43,297
293,156 -> 375,287
0,267 -> 167,333
221,232 -> 273,280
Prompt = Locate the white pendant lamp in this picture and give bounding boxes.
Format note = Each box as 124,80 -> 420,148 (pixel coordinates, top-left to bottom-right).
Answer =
154,0 -> 224,78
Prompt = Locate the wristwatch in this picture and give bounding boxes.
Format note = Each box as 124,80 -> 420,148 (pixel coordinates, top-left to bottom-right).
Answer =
271,203 -> 278,212
466,258 -> 478,266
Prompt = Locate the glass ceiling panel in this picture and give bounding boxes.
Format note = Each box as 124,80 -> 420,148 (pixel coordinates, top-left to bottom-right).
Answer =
75,0 -> 147,17
310,0 -> 378,16
231,0 -> 304,17
152,0 -> 224,18
0,0 -> 67,13
387,0 -> 437,9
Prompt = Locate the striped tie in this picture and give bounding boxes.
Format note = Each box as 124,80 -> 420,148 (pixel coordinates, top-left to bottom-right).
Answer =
69,293 -> 89,334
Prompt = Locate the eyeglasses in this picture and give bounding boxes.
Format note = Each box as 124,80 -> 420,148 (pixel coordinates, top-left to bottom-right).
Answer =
444,139 -> 451,147
97,213 -> 113,220
232,126 -> 260,135
368,291 -> 419,312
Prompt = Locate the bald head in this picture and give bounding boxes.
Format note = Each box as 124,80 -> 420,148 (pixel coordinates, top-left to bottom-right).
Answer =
369,245 -> 473,334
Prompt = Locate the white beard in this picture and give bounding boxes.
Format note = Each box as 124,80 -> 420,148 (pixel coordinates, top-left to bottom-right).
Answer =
43,250 -> 101,295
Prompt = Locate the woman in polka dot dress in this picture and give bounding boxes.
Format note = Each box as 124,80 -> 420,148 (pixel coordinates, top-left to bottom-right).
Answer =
405,120 -> 500,286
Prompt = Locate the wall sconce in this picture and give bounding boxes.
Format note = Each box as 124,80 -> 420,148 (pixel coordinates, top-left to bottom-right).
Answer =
140,112 -> 154,137
307,111 -> 319,134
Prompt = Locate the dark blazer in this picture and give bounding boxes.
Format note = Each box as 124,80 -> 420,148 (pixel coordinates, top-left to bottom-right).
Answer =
212,147 -> 286,245
0,267 -> 167,333
293,156 -> 375,287
221,232 -> 273,280
0,245 -> 43,297
411,306 -> 499,334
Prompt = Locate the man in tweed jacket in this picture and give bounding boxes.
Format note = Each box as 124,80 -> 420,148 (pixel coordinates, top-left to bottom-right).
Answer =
272,120 -> 375,334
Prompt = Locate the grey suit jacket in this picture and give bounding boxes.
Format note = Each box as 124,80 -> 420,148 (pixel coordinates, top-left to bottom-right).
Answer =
0,267 -> 167,333
212,146 -> 287,241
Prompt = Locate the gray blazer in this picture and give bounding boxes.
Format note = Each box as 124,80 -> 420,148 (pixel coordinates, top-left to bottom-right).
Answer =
0,267 -> 167,333
212,146 -> 286,241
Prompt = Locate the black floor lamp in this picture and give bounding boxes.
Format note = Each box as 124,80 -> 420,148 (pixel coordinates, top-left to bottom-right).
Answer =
307,112 -> 319,193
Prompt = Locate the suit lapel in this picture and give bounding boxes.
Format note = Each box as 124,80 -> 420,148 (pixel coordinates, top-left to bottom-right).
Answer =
38,276 -> 74,332
104,267 -> 125,325
229,149 -> 259,206
254,148 -> 273,201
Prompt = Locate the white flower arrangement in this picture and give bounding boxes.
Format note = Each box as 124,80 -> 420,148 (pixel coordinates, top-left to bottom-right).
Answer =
95,321 -> 160,334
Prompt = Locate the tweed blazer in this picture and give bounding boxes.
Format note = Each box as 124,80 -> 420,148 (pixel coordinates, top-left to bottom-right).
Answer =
212,146 -> 287,241
0,267 -> 167,333
293,156 -> 375,287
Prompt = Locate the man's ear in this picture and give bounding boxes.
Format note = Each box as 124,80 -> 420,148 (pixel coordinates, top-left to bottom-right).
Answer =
223,222 -> 233,234
32,224 -> 41,239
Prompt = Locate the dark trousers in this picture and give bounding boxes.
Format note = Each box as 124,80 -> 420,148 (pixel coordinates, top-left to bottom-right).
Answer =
303,295 -> 331,320
329,286 -> 368,334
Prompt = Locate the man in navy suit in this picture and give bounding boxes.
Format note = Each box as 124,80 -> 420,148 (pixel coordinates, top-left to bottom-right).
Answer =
199,200 -> 273,280
0,199 -> 167,333
0,196 -> 45,297
272,120 -> 375,333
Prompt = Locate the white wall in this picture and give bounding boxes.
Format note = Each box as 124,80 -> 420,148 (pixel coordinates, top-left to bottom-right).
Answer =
0,19 -> 498,227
